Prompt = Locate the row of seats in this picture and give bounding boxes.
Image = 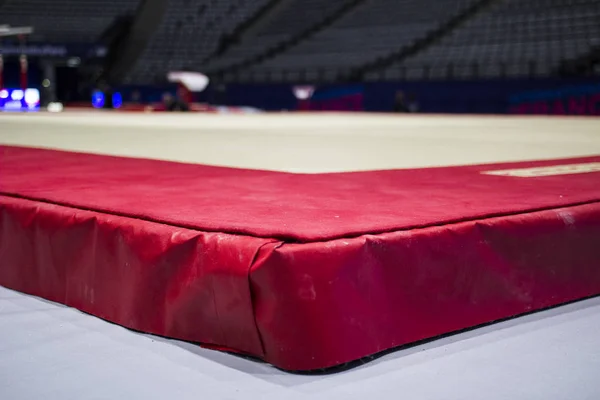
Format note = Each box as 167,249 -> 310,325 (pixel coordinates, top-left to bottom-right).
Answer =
126,0 -> 272,83
203,0 -> 599,82
4,0 -> 596,83
201,0 -> 356,72
234,0 -> 477,81
0,0 -> 139,42
382,0 -> 600,79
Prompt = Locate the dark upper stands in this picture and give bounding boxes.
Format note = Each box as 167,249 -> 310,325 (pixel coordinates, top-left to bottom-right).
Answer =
114,0 -> 600,83
219,0 -> 478,82
4,0 -> 597,83
200,0 -> 358,73
126,0 -> 272,84
0,0 -> 140,42
378,0 -> 600,80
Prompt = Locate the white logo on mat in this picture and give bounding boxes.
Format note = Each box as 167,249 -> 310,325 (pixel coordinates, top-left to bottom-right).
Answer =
483,162 -> 600,177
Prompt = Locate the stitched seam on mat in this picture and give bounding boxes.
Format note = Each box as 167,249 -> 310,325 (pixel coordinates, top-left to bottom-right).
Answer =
1,192 -> 599,243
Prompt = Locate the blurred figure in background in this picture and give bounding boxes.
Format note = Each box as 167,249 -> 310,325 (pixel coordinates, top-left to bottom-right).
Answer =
162,92 -> 189,112
177,84 -> 193,106
130,90 -> 142,104
408,93 -> 419,113
393,91 -> 419,113
393,91 -> 410,113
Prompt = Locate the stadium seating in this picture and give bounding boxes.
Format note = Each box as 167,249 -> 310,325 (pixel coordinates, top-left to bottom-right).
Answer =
380,0 -> 600,80
127,0 -> 272,84
200,0 -> 357,73
12,0 -> 593,84
0,0 -> 140,42
231,0 -> 478,82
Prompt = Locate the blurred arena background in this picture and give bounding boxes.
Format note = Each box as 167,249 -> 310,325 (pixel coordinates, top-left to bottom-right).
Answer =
0,0 -> 599,114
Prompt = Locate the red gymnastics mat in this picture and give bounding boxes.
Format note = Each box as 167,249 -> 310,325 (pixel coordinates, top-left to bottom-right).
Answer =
1,145 -> 600,371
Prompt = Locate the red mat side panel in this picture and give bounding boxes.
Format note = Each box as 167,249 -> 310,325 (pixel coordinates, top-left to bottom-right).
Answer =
251,203 -> 600,371
0,195 -> 276,357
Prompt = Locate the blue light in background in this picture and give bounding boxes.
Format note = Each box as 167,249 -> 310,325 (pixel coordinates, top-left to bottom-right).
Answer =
112,92 -> 123,109
0,88 -> 40,111
92,90 -> 105,108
